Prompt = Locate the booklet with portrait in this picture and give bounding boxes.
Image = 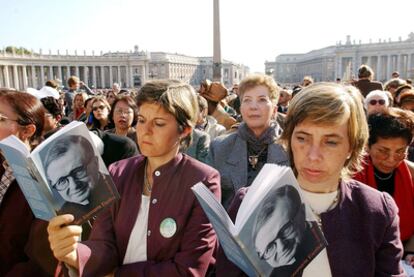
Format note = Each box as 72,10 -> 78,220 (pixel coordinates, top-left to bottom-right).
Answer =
0,121 -> 120,225
192,164 -> 328,277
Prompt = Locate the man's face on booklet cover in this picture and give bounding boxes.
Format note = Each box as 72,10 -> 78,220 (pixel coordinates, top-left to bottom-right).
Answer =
254,186 -> 307,268
46,140 -> 98,206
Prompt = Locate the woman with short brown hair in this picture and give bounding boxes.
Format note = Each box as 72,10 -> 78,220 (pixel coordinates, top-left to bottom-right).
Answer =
48,80 -> 220,276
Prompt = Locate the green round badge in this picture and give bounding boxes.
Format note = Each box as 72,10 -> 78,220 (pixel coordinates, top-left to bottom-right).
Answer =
160,217 -> 177,238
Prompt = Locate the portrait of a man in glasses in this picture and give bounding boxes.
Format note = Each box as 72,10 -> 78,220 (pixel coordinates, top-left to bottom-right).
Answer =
252,184 -> 320,276
43,135 -> 112,221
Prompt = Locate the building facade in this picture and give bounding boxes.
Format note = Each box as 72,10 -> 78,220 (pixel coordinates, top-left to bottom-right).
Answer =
0,46 -> 150,90
148,52 -> 200,84
265,33 -> 414,84
198,57 -> 249,87
0,46 -> 249,90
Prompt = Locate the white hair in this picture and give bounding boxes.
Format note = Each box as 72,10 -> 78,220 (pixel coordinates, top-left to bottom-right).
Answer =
364,90 -> 389,109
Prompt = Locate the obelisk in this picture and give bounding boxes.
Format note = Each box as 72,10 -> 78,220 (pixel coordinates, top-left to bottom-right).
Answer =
213,0 -> 222,82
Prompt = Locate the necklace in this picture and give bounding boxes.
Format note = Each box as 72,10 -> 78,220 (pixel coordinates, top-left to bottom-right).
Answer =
144,162 -> 152,193
308,189 -> 340,227
374,171 -> 394,181
248,146 -> 267,169
115,129 -> 127,136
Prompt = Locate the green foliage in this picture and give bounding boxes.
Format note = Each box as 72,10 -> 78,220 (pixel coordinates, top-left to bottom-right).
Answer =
5,46 -> 33,55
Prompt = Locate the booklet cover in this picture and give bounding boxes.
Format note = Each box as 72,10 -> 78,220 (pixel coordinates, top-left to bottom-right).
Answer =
0,121 -> 120,225
192,164 -> 327,277
402,261 -> 414,277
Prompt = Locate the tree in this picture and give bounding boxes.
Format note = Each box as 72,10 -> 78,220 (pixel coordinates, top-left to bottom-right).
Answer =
5,46 -> 33,55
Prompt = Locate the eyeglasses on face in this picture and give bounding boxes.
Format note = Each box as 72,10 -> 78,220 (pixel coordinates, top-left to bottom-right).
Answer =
114,109 -> 133,116
0,113 -> 20,124
257,205 -> 301,261
258,218 -> 296,261
369,99 -> 386,106
0,114 -> 15,122
51,165 -> 88,191
373,147 -> 407,161
93,105 -> 106,111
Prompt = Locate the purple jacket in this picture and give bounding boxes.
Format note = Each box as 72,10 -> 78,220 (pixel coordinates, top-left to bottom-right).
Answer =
216,179 -> 405,277
58,153 -> 220,276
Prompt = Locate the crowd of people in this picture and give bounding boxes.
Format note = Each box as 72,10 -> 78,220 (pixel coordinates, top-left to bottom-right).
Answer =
1,63 -> 414,276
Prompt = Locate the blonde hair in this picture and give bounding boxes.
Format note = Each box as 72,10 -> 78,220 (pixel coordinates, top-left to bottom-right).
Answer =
238,74 -> 280,103
280,82 -> 368,179
302,76 -> 314,86
72,92 -> 88,111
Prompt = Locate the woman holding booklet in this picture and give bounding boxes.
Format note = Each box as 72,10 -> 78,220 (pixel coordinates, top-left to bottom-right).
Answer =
47,80 -> 221,276
217,82 -> 405,276
0,89 -> 56,276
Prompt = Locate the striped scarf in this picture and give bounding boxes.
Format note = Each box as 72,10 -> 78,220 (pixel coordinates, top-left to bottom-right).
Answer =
0,160 -> 15,205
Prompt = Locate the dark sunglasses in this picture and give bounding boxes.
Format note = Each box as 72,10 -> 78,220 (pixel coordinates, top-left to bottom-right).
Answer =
369,99 -> 386,106
93,105 -> 106,111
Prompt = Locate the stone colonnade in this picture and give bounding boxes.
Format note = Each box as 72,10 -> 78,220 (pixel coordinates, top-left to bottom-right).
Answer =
0,64 -> 136,90
339,53 -> 414,82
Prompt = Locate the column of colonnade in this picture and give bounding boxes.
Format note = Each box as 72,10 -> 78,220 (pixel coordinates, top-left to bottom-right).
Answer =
376,56 -> 382,80
129,66 -> 134,88
397,55 -> 402,75
100,66 -> 105,88
117,66 -> 121,86
22,65 -> 28,89
3,65 -> 10,88
57,65 -> 62,82
13,65 -> 19,89
49,65 -> 53,81
92,66 -> 97,88
31,65 -> 35,88
83,66 -> 88,86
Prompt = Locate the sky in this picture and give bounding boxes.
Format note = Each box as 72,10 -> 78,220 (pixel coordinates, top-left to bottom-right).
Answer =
1,0 -> 414,73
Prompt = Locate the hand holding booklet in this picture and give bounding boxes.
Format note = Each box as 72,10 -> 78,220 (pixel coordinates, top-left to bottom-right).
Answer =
192,164 -> 327,277
0,121 -> 119,225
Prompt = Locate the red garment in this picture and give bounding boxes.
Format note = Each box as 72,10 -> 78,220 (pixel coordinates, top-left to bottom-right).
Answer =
74,108 -> 85,120
354,158 -> 414,241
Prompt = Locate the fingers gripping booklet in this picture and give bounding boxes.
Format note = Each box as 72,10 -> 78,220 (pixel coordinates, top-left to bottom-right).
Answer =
0,121 -> 119,225
192,164 -> 327,277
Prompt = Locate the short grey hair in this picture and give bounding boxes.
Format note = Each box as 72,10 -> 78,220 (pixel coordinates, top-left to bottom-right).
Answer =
364,90 -> 390,109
